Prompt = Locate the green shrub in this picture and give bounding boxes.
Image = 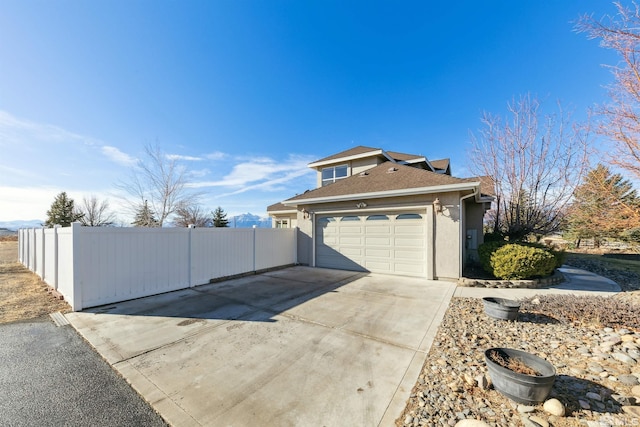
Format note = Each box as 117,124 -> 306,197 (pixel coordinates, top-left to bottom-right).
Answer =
522,242 -> 566,268
478,240 -> 507,275
490,244 -> 556,280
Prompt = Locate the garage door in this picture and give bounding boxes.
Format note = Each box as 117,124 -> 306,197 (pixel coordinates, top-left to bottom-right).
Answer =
315,212 -> 426,277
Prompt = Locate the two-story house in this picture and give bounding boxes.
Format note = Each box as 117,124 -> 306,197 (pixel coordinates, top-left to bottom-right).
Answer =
267,145 -> 492,280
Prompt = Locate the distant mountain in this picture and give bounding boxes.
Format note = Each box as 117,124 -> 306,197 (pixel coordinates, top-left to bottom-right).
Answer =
228,213 -> 271,228
0,220 -> 44,231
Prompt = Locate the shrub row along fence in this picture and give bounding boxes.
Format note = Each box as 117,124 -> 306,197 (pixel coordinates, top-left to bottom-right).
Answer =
19,224 -> 297,311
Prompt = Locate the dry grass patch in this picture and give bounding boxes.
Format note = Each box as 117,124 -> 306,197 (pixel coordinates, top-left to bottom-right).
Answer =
0,241 -> 70,323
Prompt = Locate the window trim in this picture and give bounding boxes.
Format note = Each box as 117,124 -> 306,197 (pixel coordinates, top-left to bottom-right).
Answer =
321,164 -> 349,186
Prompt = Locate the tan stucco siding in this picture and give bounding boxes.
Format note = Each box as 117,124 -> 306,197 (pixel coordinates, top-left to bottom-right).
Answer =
350,157 -> 381,175
432,192 -> 461,280
463,200 -> 486,263
296,210 -> 313,265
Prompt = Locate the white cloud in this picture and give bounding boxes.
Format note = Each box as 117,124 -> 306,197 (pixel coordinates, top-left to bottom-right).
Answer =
205,151 -> 226,160
166,154 -> 204,161
0,110 -> 97,147
190,155 -> 314,189
101,146 -> 137,166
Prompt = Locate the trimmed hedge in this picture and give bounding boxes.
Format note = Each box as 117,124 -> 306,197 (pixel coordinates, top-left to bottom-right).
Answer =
490,244 -> 556,280
478,239 -> 564,279
478,240 -> 508,276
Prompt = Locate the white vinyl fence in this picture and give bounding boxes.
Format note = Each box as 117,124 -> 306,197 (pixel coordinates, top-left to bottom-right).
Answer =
19,224 -> 297,311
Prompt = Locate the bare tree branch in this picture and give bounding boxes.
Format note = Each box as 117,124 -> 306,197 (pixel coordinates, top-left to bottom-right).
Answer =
116,143 -> 200,226
468,94 -> 591,240
77,195 -> 116,227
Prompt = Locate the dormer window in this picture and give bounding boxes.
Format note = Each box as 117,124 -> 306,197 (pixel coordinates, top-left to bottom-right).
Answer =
321,165 -> 348,186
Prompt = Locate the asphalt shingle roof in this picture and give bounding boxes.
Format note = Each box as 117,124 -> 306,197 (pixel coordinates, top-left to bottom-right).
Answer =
285,162 -> 479,203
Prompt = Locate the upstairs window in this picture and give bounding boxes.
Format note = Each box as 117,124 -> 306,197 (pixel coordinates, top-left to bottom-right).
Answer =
321,165 -> 348,186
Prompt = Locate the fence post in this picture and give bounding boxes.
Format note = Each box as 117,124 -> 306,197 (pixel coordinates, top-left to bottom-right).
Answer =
293,227 -> 298,265
252,225 -> 257,272
188,224 -> 195,287
40,227 -> 45,279
70,222 -> 83,311
53,225 -> 60,290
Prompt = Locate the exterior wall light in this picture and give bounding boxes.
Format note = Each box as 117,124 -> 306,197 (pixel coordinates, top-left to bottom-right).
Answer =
356,202 -> 367,209
433,198 -> 442,215
302,208 -> 310,219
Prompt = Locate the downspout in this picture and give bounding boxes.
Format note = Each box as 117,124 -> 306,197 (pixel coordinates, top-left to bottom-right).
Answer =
459,188 -> 479,278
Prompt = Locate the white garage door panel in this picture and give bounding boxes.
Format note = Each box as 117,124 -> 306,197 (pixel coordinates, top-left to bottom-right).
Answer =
340,236 -> 363,245
315,212 -> 427,277
395,263 -> 424,274
395,237 -> 423,247
364,260 -> 391,271
394,250 -> 423,260
365,225 -> 391,233
365,248 -> 391,257
395,225 -> 423,234
340,226 -> 363,233
365,237 -> 392,246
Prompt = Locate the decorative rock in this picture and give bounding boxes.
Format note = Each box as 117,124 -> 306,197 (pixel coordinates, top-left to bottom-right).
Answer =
475,374 -> 489,390
463,373 -> 476,386
521,415 -> 541,427
618,328 -> 631,335
604,335 -> 622,345
578,399 -> 591,409
543,398 -> 565,417
622,406 -> 640,417
517,405 -> 535,413
620,374 -> 640,386
611,394 -> 636,406
588,363 -> 605,374
586,392 -> 602,401
454,420 -> 491,427
622,335 -> 637,342
613,352 -> 637,365
528,416 -> 550,427
403,414 -> 413,424
632,385 -> 640,397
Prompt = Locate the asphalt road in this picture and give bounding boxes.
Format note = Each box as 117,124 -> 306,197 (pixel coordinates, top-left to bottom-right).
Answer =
0,316 -> 167,427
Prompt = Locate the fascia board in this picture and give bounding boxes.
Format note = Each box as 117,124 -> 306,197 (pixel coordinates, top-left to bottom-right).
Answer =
308,149 -> 394,168
267,209 -> 298,215
283,182 -> 480,206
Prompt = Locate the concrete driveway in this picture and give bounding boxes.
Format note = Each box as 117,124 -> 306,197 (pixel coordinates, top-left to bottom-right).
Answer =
66,266 -> 455,427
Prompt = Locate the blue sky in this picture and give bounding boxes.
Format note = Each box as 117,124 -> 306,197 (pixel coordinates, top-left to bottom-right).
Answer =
0,1 -> 621,223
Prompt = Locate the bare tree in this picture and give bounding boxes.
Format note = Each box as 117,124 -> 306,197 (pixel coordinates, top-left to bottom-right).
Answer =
173,203 -> 210,227
76,195 -> 116,227
118,144 -> 199,227
468,95 -> 591,240
577,2 -> 640,180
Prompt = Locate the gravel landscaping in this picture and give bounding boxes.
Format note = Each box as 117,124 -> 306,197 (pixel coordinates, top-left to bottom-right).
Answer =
398,259 -> 640,427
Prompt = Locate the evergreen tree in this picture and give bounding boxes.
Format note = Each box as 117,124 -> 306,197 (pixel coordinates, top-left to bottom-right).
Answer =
211,206 -> 229,227
132,200 -> 160,227
566,164 -> 640,245
45,192 -> 84,227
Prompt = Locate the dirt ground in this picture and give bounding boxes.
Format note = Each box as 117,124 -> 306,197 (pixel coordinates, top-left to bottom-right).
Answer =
0,239 -> 70,323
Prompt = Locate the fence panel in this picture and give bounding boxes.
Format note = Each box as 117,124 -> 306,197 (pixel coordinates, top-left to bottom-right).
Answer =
56,227 -> 75,302
43,228 -> 57,288
75,227 -> 191,308
19,225 -> 297,311
190,228 -> 254,285
255,228 -> 296,270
